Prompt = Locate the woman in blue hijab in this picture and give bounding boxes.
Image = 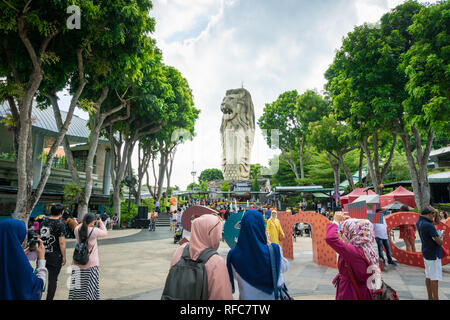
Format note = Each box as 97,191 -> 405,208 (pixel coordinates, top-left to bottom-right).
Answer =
0,219 -> 47,300
226,210 -> 289,299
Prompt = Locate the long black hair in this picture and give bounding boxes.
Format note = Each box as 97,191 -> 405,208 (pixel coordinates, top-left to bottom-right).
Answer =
79,213 -> 96,242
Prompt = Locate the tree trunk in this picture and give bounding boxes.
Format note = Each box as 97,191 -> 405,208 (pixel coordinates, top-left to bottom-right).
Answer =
327,153 -> 340,197
112,187 -> 121,224
165,147 -> 176,196
281,151 -> 300,180
338,152 -> 356,190
299,138 -> 305,179
399,126 -> 434,211
156,150 -> 168,200
360,135 -> 381,195
358,148 -> 364,187
13,16 -> 59,222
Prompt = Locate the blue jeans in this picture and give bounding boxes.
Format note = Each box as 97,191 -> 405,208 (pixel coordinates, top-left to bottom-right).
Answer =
375,237 -> 394,264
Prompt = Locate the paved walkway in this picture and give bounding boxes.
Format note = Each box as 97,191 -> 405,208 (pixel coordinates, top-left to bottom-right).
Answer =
50,227 -> 450,300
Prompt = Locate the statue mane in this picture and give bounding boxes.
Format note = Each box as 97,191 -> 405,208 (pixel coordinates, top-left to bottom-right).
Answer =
220,88 -> 255,134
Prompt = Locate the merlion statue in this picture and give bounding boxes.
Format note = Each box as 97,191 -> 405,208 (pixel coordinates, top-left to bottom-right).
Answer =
220,88 -> 255,181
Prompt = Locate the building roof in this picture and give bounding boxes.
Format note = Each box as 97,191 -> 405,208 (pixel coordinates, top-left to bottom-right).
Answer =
0,102 -> 107,143
383,171 -> 450,186
430,146 -> 450,158
341,187 -> 376,199
385,186 -> 414,196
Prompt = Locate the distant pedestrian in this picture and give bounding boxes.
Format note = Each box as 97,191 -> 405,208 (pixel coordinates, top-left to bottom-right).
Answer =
62,211 -> 78,237
398,205 -> 417,252
165,214 -> 233,299
39,203 -> 67,300
149,209 -> 158,232
227,210 -> 290,300
326,212 -> 381,300
373,209 -> 397,268
176,208 -> 182,227
69,213 -> 107,300
417,207 -> 445,300
265,210 -> 285,245
0,219 -> 47,300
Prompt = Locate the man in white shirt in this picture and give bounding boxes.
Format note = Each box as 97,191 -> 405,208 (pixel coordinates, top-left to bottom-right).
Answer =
374,209 -> 397,268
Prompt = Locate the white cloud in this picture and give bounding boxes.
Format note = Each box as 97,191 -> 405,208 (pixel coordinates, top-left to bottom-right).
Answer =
58,0 -> 439,190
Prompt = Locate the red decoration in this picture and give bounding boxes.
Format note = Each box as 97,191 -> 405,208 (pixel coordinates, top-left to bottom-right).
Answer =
385,211 -> 450,268
278,211 -> 337,268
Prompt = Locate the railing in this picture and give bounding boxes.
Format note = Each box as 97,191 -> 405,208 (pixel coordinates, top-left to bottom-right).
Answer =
42,154 -> 96,173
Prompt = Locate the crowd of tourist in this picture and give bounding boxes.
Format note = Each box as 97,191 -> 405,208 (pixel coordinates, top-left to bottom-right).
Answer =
0,200 -> 448,301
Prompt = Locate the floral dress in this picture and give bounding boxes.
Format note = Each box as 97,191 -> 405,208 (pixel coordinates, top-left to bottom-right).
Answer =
399,224 -> 416,241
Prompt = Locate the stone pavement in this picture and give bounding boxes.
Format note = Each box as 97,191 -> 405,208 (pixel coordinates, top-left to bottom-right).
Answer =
49,227 -> 450,300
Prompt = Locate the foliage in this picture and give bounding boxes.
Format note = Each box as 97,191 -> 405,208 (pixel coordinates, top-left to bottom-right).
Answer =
187,183 -> 199,190
140,198 -> 155,213
120,199 -> 138,226
252,176 -> 260,192
199,168 -> 223,182
64,184 -> 83,204
399,0 -> 450,134
221,181 -> 230,192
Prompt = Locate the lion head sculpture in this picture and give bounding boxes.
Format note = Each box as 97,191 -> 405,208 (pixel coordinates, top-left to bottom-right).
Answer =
220,88 -> 255,181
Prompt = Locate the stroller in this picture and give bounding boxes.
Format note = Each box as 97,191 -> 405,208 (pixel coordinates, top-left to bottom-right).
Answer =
173,227 -> 183,244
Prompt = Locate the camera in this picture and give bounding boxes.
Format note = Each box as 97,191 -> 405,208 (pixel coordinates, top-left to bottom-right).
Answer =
27,230 -> 40,251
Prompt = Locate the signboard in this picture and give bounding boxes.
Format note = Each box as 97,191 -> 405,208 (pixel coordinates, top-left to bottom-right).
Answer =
233,182 -> 251,192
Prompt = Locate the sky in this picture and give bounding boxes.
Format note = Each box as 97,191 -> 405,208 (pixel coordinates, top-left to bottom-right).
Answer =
61,0 -> 437,190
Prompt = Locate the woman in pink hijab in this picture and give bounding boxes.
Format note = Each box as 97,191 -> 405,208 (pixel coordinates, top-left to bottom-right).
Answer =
326,212 -> 381,300
170,214 -> 233,300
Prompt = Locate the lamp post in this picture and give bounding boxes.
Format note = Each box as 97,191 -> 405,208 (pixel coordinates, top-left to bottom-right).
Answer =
191,161 -> 196,184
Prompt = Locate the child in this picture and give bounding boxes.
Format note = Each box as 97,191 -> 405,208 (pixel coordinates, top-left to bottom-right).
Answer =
173,226 -> 183,244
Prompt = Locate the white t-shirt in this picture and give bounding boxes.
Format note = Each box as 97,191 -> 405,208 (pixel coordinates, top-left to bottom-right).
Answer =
374,217 -> 388,240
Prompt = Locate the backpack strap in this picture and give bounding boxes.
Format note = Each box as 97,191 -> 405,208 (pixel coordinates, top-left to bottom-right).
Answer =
268,244 -> 280,300
196,248 -> 218,264
181,244 -> 217,263
181,244 -> 191,260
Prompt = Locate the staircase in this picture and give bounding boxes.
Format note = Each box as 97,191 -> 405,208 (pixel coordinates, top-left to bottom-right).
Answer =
156,212 -> 171,227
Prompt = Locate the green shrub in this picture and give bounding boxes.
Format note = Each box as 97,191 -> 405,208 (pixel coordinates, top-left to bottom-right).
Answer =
120,199 -> 138,226
141,198 -> 155,212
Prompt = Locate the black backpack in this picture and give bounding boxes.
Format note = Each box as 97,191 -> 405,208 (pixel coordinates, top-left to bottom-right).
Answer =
73,228 -> 94,265
161,244 -> 217,300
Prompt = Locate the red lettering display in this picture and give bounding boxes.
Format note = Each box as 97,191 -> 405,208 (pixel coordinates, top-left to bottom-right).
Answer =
385,211 -> 450,268
278,211 -> 337,268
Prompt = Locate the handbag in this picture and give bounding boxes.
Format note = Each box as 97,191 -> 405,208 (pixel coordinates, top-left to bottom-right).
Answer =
268,244 -> 293,300
346,256 -> 399,301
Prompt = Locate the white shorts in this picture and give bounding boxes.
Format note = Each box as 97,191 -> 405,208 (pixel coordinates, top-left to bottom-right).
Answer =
424,258 -> 442,281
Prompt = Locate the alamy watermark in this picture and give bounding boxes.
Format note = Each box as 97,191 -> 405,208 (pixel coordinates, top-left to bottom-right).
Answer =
67,5 -> 81,30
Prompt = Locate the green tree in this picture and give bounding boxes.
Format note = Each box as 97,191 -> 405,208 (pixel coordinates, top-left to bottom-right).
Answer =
199,168 -> 224,182
397,1 -> 450,209
310,114 -> 359,195
258,90 -> 301,179
221,181 -> 230,192
325,23 -> 401,195
0,0 -> 90,221
295,90 -> 332,178
144,65 -> 199,202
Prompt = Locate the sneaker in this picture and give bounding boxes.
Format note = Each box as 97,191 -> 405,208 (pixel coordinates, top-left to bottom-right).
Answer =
389,261 -> 398,266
